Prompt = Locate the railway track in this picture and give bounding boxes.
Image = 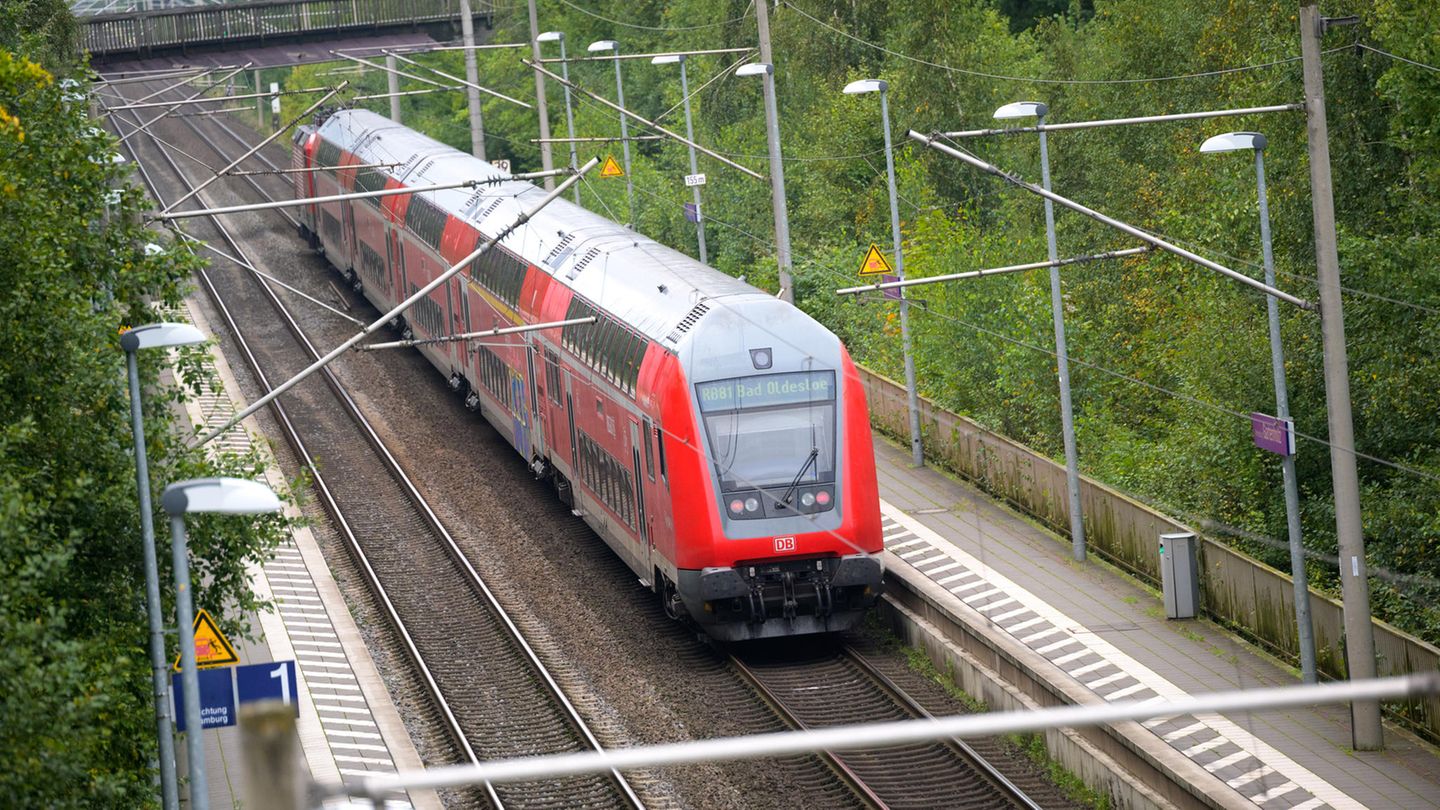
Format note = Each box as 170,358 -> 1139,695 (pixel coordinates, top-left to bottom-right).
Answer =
104,79 -> 643,810
100,79 -> 1063,810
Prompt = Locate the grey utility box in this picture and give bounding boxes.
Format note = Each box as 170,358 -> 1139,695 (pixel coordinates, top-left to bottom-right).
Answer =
1159,531 -> 1199,619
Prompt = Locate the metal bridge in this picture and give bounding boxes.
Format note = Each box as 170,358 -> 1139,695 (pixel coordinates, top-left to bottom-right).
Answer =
80,0 -> 492,62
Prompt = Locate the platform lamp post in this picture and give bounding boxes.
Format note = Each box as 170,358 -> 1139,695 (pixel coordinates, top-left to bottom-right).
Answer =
736,61 -> 794,303
537,31 -> 580,204
1200,131 -> 1318,684
587,39 -> 634,225
122,322 -> 206,810
994,101 -> 1086,562
162,477 -> 283,810
844,79 -> 923,468
653,54 -> 708,264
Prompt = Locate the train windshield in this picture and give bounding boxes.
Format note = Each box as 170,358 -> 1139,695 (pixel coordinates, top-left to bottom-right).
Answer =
696,371 -> 837,493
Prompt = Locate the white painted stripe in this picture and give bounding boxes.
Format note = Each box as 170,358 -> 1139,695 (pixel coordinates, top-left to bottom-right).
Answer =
1019,625 -> 1065,642
963,587 -> 1005,602
1032,634 -> 1073,652
335,755 -> 396,766
1286,798 -> 1325,810
340,768 -> 395,777
292,639 -> 345,649
991,606 -> 1030,623
899,548 -> 933,560
1202,750 -> 1253,773
1069,658 -> 1110,677
880,500 -> 1363,810
322,716 -> 378,729
306,680 -> 361,690
1162,722 -> 1208,742
274,594 -> 324,603
886,534 -> 921,547
1181,736 -> 1230,757
1052,649 -> 1092,666
329,742 -> 390,753
976,598 -> 1018,613
326,729 -> 383,740
1106,682 -> 1151,700
1227,766 -> 1274,789
924,561 -> 960,576
288,630 -> 339,640
282,620 -> 336,629
312,694 -> 369,703
1005,616 -> 1047,633
295,649 -> 350,659
937,572 -> 972,585
1252,782 -> 1299,803
952,579 -> 991,595
1086,671 -> 1130,690
315,704 -> 377,715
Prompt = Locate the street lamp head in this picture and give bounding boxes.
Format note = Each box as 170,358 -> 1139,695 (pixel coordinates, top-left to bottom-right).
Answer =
843,78 -> 887,95
993,101 -> 1048,120
120,322 -> 206,353
536,31 -> 564,43
651,54 -> 685,65
587,40 -> 618,53
1200,131 -> 1267,154
162,477 -> 283,516
736,62 -> 773,77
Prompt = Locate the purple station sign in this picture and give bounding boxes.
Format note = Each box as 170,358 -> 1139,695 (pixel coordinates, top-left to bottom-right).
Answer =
1250,412 -> 1296,456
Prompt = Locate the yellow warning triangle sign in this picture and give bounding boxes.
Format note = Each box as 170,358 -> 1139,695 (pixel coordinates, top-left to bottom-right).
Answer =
173,608 -> 240,671
858,243 -> 894,276
599,154 -> 625,178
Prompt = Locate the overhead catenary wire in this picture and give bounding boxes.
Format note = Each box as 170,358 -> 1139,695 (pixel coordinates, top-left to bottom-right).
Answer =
1355,42 -> 1440,74
553,0 -> 754,31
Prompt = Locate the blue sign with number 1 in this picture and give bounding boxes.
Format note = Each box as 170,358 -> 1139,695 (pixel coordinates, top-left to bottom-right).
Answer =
235,660 -> 299,716
172,668 -> 236,732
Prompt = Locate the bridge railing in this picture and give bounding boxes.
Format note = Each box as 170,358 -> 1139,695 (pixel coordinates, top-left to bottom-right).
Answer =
82,0 -> 486,57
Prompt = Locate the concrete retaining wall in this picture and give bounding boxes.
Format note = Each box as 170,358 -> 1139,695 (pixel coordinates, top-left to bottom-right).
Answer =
860,366 -> 1440,741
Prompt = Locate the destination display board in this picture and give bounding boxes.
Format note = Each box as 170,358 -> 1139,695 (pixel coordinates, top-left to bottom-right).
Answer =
696,371 -> 835,412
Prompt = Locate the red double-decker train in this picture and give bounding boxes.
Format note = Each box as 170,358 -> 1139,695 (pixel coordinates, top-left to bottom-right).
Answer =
292,109 -> 881,641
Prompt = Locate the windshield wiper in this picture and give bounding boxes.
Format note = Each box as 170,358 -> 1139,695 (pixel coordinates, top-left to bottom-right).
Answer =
780,447 -> 819,507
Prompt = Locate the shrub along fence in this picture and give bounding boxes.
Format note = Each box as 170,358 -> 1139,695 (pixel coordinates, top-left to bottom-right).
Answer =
859,366 -> 1440,742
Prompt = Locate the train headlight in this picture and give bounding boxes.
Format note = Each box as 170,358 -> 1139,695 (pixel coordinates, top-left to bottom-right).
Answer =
744,497 -> 760,513
729,499 -> 745,514
815,490 -> 832,507
800,492 -> 816,507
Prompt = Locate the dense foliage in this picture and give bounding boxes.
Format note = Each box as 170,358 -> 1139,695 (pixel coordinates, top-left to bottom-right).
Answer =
277,0 -> 1439,643
0,36 -> 290,807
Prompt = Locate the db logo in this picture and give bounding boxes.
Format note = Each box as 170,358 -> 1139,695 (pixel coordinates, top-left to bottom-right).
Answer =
774,536 -> 796,553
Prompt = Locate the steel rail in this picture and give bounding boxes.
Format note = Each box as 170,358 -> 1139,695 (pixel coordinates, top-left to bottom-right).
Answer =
842,645 -> 1044,810
727,656 -> 887,809
114,80 -> 644,809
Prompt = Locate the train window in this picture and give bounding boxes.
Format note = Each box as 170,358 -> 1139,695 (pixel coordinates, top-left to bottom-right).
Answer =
544,351 -> 562,406
654,425 -> 667,485
642,418 -> 655,481
354,168 -> 387,209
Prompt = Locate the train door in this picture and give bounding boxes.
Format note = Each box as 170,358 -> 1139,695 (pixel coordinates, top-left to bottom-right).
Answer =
342,199 -> 356,270
629,420 -> 648,547
456,276 -> 471,386
384,225 -> 399,308
564,372 -> 578,471
525,344 -> 545,460
542,350 -> 562,462
509,369 -> 530,459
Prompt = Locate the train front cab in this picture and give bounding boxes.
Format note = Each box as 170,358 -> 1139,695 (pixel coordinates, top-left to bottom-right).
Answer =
656,303 -> 883,642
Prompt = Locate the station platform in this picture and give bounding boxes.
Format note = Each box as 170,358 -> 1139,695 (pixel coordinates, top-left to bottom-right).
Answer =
873,437 -> 1440,809
173,299 -> 440,809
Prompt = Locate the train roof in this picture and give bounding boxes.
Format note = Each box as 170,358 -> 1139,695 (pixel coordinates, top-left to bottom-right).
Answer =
316,109 -> 771,350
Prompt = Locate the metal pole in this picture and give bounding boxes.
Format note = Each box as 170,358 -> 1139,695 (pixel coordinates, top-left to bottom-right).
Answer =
558,40 -> 580,204
755,0 -> 794,302
1036,116 -> 1087,561
386,54 -> 401,122
878,91 -> 923,467
907,131 -> 1314,310
836,246 -> 1150,295
126,351 -> 180,810
940,104 -> 1304,139
526,0 -> 556,188
1299,0 -> 1380,748
168,514 -> 207,810
254,69 -> 263,131
678,59 -> 708,264
459,0 -> 486,160
611,49 -> 635,226
1254,147 -> 1317,684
